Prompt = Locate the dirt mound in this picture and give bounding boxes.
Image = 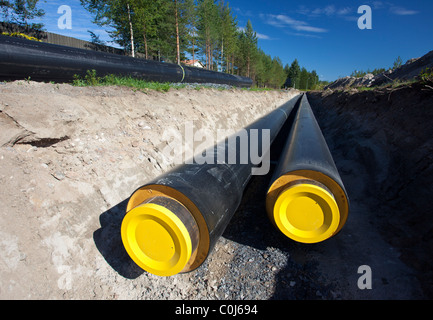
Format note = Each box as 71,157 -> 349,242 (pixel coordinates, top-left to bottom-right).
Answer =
372,50 -> 433,86
324,74 -> 375,90
325,50 -> 433,90
308,83 -> 433,298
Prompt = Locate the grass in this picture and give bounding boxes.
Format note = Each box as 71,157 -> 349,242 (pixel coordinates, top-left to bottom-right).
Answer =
335,68 -> 433,93
419,67 -> 433,88
244,86 -> 275,92
72,69 -> 286,92
351,79 -> 418,92
72,70 -> 175,92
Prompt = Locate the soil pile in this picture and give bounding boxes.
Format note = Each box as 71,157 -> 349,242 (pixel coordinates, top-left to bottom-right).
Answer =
308,83 -> 433,298
325,50 -> 433,90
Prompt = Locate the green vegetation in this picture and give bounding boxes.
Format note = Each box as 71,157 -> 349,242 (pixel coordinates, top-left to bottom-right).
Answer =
72,70 -> 174,92
80,0 -> 305,89
419,67 -> 433,87
283,59 -> 320,90
347,78 -> 418,92
350,56 -> 404,78
72,69 -> 282,92
350,68 -> 386,78
355,68 -> 432,91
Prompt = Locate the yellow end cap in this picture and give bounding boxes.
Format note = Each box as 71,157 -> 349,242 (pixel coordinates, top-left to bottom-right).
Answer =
121,202 -> 192,276
273,183 -> 340,243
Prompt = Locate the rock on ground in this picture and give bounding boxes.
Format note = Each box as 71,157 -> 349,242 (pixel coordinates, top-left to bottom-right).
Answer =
325,50 -> 433,90
0,81 -> 297,299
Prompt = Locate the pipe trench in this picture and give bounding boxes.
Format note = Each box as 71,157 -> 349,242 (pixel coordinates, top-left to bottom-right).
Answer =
0,36 -> 349,275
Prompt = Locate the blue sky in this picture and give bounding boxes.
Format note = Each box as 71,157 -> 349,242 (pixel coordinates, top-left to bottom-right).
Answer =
31,1 -> 433,81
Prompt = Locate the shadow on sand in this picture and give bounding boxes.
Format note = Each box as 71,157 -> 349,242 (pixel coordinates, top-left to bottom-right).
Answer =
93,198 -> 144,279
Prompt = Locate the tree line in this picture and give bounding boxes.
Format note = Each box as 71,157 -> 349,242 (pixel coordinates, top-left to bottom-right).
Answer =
81,0 -> 312,89
284,58 -> 320,90
0,0 -> 322,89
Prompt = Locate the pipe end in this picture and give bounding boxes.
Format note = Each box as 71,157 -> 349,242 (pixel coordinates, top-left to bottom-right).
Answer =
121,197 -> 198,276
273,183 -> 340,243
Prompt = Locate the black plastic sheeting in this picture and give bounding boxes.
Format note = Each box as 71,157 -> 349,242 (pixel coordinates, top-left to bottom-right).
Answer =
0,35 -> 253,87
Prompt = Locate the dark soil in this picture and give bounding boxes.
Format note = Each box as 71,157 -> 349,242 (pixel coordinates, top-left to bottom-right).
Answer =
308,83 -> 433,298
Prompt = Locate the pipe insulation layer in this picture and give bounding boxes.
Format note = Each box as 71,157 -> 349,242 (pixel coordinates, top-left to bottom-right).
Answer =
266,94 -> 349,244
121,95 -> 301,276
0,35 -> 253,87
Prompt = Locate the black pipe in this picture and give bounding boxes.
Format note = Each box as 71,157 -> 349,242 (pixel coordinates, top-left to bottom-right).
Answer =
121,95 -> 301,276
266,94 -> 349,243
0,35 -> 253,87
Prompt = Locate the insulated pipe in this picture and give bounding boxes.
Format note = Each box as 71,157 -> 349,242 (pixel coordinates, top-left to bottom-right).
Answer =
121,95 -> 301,276
0,35 -> 253,87
266,94 -> 349,243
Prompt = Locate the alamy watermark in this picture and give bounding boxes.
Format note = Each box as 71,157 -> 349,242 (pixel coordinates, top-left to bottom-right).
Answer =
57,5 -> 72,30
358,5 -> 373,30
357,265 -> 373,290
161,121 -> 271,176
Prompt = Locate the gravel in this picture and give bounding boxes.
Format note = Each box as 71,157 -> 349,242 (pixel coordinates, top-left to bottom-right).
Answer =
169,82 -> 236,90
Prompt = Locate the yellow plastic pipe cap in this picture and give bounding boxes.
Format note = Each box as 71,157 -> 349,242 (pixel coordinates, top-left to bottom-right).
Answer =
121,201 -> 194,277
273,183 -> 340,243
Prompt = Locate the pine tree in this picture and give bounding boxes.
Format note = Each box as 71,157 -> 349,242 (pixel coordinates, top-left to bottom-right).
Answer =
81,0 -> 136,56
183,0 -> 198,65
286,59 -> 301,89
1,0 -> 45,30
218,1 -> 237,73
80,0 -> 318,88
270,57 -> 286,89
133,0 -> 160,59
242,20 -> 257,78
309,70 -> 318,90
196,0 -> 219,70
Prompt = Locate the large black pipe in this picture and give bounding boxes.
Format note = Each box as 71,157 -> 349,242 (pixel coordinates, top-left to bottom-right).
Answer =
266,94 -> 349,243
121,95 -> 301,276
0,35 -> 253,87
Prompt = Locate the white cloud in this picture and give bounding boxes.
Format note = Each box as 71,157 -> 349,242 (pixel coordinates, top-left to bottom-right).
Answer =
256,32 -> 271,40
369,1 -> 418,15
287,32 -> 323,39
337,7 -> 352,15
371,1 -> 385,10
238,26 -> 273,40
295,25 -> 327,33
297,5 -> 354,18
261,14 -> 328,33
312,5 -> 336,16
390,6 -> 418,15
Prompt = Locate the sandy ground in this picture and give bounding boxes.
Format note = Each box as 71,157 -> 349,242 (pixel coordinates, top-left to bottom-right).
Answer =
0,81 -> 297,299
1,80 -> 431,300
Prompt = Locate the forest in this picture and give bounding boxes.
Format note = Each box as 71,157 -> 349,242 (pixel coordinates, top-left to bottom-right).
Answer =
79,0 -> 321,89
1,0 -> 321,89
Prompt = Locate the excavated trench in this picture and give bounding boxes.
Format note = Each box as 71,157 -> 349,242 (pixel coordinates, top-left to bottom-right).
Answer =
0,80 -> 431,299
225,83 -> 433,299
307,85 -> 433,299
